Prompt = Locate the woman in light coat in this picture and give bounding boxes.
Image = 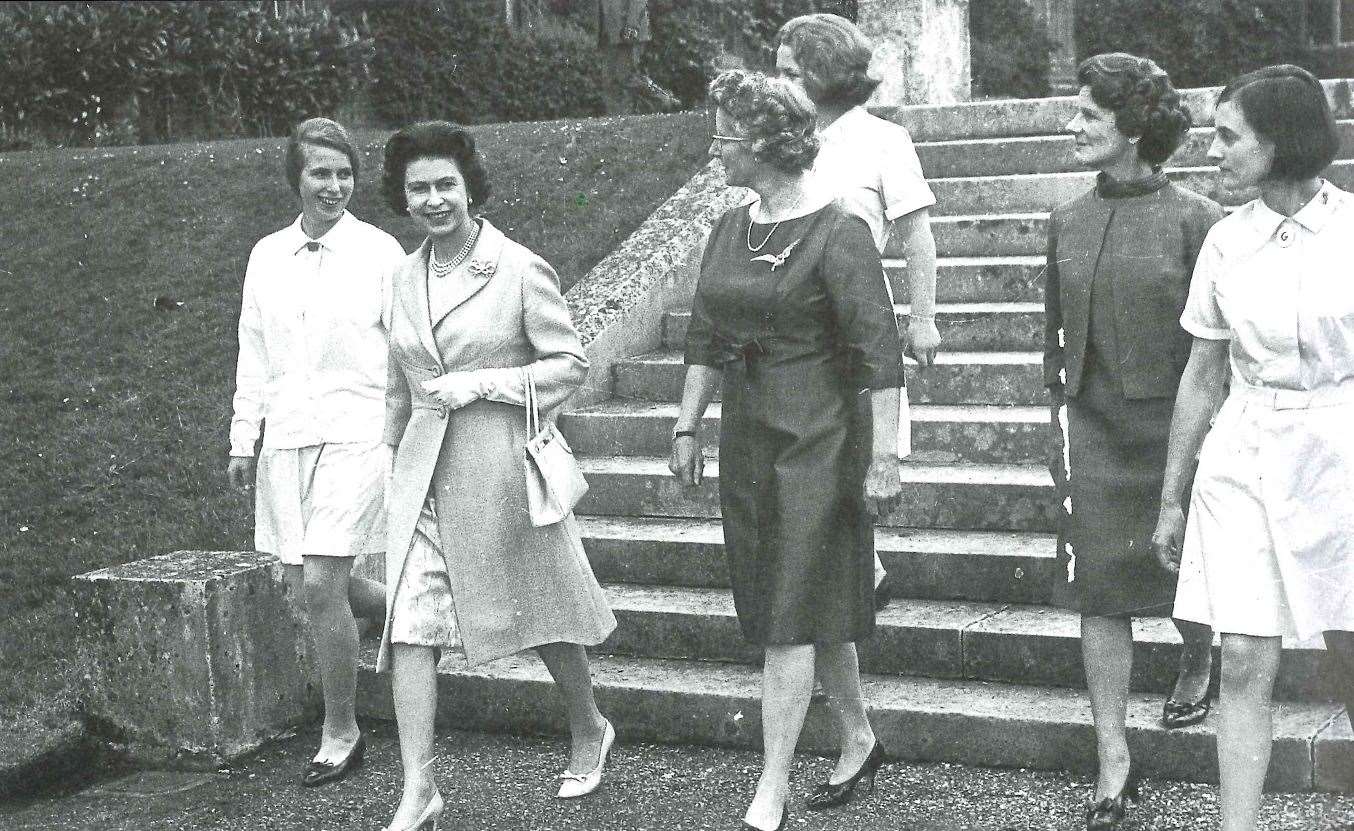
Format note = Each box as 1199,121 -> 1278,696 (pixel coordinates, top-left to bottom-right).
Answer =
375,121 -> 616,831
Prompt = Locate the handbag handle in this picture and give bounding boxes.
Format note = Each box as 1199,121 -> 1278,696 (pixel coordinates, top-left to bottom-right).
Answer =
524,366 -> 541,436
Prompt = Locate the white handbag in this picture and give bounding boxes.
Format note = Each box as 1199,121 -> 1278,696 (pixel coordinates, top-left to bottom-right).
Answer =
522,367 -> 589,526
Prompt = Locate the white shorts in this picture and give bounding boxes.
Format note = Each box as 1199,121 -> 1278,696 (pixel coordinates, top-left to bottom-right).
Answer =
254,441 -> 389,566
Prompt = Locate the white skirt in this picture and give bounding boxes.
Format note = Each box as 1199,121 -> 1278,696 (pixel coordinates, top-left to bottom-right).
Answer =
254,441 -> 389,566
1174,383 -> 1354,639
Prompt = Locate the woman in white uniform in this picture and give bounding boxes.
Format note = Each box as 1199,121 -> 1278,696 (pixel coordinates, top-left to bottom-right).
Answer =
1152,65 -> 1354,831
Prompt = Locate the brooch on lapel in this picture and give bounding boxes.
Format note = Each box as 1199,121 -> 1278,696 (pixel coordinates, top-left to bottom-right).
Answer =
467,259 -> 496,278
750,238 -> 800,272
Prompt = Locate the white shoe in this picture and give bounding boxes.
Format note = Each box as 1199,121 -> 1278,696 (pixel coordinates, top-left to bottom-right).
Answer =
556,719 -> 615,798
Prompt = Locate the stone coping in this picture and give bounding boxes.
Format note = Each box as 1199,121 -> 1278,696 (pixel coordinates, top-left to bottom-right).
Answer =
566,159 -> 743,347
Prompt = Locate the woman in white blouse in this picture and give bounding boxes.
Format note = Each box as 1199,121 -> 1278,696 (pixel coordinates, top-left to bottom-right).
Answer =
228,118 -> 406,786
1152,65 -> 1353,831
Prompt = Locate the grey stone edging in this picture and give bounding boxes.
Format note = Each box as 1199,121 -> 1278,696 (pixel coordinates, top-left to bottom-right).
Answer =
564,160 -> 745,409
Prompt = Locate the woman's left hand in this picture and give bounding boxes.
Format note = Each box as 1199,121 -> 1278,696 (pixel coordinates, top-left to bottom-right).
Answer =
421,371 -> 484,410
906,317 -> 941,368
863,453 -> 903,519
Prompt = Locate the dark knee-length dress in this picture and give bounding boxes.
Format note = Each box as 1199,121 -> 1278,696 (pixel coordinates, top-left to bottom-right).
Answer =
684,200 -> 905,645
1043,174 -> 1223,617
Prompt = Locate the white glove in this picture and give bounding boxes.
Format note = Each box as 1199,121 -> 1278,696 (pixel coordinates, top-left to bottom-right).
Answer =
420,370 -> 487,410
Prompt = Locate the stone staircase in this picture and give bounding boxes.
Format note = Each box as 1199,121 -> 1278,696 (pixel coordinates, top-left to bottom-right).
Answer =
357,84 -> 1354,792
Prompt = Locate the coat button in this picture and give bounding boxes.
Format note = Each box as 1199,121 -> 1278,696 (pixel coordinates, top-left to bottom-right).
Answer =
436,406 -> 448,419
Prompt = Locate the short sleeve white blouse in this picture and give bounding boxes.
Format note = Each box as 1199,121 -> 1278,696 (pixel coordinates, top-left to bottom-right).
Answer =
813,106 -> 936,253
1180,180 -> 1354,392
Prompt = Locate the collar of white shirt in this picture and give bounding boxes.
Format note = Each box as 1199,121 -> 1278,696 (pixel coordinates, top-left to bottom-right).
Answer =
1247,179 -> 1342,239
818,105 -> 869,143
284,210 -> 359,256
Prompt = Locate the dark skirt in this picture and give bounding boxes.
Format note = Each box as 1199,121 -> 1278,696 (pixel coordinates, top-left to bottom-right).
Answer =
718,355 -> 875,646
1051,356 -> 1180,617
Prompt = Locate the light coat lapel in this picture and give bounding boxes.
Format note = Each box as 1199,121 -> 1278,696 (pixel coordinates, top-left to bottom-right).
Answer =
428,219 -> 508,333
398,239 -> 444,370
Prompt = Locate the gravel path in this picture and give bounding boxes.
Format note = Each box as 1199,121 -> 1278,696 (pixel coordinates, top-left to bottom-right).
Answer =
2,723 -> 1352,830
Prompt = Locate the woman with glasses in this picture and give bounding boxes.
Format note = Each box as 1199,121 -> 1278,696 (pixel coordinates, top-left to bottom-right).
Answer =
670,70 -> 904,831
1044,54 -> 1222,829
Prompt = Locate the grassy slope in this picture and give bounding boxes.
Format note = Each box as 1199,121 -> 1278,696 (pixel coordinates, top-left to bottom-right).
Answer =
0,110 -> 710,757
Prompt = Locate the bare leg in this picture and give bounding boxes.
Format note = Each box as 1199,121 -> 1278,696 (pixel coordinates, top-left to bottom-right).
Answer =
535,642 -> 607,772
302,555 -> 362,762
1323,630 -> 1354,732
814,642 -> 877,783
745,644 -> 814,830
1217,633 -> 1282,831
1082,615 -> 1134,799
348,573 -> 386,620
1170,618 -> 1215,703
386,643 -> 440,830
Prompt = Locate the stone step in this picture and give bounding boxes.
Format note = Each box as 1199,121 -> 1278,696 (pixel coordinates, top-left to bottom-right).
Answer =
661,302 -> 1044,353
593,584 -> 1335,702
889,255 -> 1048,304
884,78 -> 1354,143
928,161 -> 1354,216
914,121 -> 1354,179
924,213 -> 1049,259
355,650 -> 1352,791
561,401 -> 1048,465
578,515 -> 1055,604
574,456 -> 1056,532
611,349 -> 1047,406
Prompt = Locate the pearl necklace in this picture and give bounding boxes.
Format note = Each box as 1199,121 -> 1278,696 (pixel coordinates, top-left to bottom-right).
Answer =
746,190 -> 805,252
429,223 -> 480,278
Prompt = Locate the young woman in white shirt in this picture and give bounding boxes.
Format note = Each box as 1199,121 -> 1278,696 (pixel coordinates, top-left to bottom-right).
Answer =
1152,65 -> 1354,830
227,117 -> 405,787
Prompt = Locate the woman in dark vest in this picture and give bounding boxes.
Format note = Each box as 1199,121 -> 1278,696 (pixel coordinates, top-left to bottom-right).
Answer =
1043,53 -> 1221,830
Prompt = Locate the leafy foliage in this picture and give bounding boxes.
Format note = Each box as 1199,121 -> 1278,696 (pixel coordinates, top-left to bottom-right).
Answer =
1076,0 -> 1315,89
361,0 -> 606,126
642,0 -> 857,107
970,0 -> 1053,99
0,1 -> 371,148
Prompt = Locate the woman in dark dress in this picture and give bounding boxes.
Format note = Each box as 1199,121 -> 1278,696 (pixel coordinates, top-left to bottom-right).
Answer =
1044,53 -> 1221,829
668,70 -> 904,831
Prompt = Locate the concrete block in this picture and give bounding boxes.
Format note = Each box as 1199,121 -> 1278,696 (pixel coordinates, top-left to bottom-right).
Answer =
72,551 -> 316,768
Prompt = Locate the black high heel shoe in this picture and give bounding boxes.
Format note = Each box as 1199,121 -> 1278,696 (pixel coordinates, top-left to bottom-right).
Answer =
302,731 -> 365,788
740,806 -> 787,831
806,740 -> 887,810
1084,768 -> 1141,830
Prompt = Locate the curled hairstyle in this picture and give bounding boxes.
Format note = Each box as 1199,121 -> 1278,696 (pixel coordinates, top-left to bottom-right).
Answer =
1218,64 -> 1339,182
381,121 -> 492,216
708,70 -> 820,174
775,13 -> 880,108
286,117 -> 359,194
1078,53 -> 1191,165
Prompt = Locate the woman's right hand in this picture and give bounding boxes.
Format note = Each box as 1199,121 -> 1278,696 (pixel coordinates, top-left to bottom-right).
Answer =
668,435 -> 703,487
226,456 -> 256,493
1151,502 -> 1187,574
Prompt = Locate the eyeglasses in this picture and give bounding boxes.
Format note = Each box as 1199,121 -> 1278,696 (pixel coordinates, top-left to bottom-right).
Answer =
710,134 -> 751,143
